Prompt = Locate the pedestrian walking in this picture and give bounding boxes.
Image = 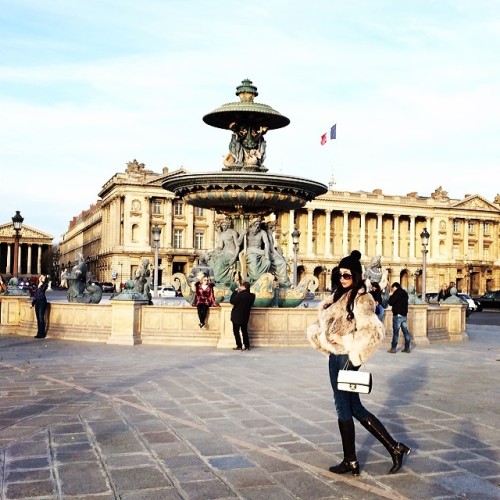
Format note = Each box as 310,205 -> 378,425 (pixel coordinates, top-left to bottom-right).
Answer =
32,275 -> 49,339
192,275 -> 218,328
388,282 -> 412,353
307,250 -> 410,476
230,282 -> 255,351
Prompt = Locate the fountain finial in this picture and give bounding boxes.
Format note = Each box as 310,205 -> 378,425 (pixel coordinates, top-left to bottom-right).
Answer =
236,79 -> 258,102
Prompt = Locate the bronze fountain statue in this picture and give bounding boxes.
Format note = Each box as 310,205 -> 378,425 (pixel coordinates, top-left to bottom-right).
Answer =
163,79 -> 327,307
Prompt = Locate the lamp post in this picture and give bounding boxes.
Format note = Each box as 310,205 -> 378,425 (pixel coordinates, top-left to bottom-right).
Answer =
52,248 -> 60,288
420,227 -> 430,299
291,227 -> 300,287
152,224 -> 162,297
11,210 -> 24,278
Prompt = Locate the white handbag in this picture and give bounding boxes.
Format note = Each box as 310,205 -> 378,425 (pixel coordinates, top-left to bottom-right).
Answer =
337,362 -> 372,394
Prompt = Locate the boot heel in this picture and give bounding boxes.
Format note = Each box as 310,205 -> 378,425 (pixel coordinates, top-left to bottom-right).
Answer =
329,459 -> 360,476
389,442 -> 410,474
400,443 -> 411,455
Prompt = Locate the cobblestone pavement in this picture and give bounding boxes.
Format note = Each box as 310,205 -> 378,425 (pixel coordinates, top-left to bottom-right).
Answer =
0,323 -> 499,499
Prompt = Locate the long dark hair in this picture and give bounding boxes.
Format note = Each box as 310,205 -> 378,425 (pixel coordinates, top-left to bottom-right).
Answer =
370,281 -> 382,304
332,269 -> 366,321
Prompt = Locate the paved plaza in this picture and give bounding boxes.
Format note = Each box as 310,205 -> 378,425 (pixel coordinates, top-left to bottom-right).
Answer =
0,317 -> 499,499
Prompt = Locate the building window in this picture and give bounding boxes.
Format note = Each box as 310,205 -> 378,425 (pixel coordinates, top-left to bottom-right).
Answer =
174,229 -> 183,249
174,201 -> 183,216
453,220 -> 459,233
468,222 -> 475,235
194,231 -> 204,250
131,224 -> 139,242
195,207 -> 204,217
484,222 -> 490,235
152,199 -> 162,215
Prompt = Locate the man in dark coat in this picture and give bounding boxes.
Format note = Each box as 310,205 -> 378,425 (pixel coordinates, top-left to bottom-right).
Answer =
230,282 -> 256,351
388,282 -> 411,353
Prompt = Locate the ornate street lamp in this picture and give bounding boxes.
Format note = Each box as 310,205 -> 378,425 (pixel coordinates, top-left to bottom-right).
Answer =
420,227 -> 430,300
11,210 -> 24,278
52,247 -> 60,288
291,227 -> 301,287
152,225 -> 162,297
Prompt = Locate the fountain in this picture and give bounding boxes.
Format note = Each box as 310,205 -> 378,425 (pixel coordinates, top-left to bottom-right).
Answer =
163,79 -> 327,307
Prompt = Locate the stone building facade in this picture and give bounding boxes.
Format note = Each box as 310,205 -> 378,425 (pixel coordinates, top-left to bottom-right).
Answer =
59,160 -> 500,295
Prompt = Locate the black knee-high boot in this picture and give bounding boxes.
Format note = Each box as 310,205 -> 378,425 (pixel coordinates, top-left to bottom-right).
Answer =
329,419 -> 360,476
360,413 -> 410,474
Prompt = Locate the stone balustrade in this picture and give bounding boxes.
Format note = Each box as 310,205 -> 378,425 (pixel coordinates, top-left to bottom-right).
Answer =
0,297 -> 468,347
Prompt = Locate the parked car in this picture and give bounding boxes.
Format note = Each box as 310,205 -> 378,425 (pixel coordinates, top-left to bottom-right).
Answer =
17,278 -> 30,290
425,292 -> 439,304
457,293 -> 477,312
454,294 -> 472,317
475,290 -> 500,309
158,286 -> 176,298
100,282 -> 116,293
417,293 -> 439,304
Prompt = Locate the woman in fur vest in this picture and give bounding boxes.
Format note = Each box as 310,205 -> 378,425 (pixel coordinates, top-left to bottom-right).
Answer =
307,250 -> 410,476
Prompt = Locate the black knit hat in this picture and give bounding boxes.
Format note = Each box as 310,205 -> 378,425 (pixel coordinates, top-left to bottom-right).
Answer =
338,250 -> 362,275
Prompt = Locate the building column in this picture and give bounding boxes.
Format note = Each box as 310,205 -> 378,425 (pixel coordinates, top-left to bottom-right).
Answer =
376,213 -> 383,256
409,216 -> 416,259
36,245 -> 43,274
478,219 -> 484,260
17,241 -> 23,276
27,244 -> 32,274
206,209 -> 217,249
144,196 -> 151,245
426,217 -> 433,259
342,211 -> 349,256
307,208 -> 314,257
324,209 -> 332,256
186,205 -> 194,248
6,243 -> 12,274
393,214 -> 400,259
359,212 -> 366,256
447,217 -> 454,260
288,210 -> 295,258
165,200 -> 173,247
113,198 -> 121,247
461,218 -> 468,258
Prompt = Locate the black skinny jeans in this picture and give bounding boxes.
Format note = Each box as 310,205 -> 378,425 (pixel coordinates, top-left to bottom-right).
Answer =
196,304 -> 209,325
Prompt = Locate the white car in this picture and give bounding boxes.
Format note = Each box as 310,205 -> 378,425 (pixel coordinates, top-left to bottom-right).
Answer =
158,286 -> 177,298
457,293 -> 477,312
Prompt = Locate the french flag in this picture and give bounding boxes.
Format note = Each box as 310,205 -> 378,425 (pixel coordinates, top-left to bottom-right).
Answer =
321,124 -> 336,145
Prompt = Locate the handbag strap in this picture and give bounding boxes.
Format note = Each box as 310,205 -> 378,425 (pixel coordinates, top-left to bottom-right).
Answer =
343,358 -> 368,372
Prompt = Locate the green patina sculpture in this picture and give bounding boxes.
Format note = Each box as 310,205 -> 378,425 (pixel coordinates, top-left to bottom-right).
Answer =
111,280 -> 150,303
1,277 -> 29,296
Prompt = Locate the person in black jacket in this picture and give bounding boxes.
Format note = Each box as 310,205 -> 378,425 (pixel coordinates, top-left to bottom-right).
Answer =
388,282 -> 411,353
230,282 -> 256,351
32,275 -> 49,339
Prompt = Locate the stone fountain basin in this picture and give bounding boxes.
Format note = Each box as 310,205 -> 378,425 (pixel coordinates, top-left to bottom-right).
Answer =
163,172 -> 328,215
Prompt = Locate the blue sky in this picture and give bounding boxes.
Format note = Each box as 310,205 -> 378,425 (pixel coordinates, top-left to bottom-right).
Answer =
1,0 -> 499,239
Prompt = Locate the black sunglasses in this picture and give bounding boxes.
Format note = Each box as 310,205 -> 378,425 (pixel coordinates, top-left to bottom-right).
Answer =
340,273 -> 353,280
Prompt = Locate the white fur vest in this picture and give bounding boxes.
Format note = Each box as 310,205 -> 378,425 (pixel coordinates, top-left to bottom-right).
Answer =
306,290 -> 385,366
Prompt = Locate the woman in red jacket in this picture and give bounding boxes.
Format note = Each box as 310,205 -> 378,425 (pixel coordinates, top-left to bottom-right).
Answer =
192,275 -> 218,328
